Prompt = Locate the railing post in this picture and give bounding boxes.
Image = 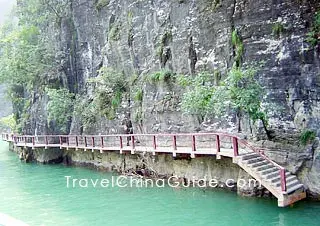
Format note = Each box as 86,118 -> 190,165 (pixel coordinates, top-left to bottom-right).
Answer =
280,169 -> 287,192
192,135 -> 196,152
172,135 -> 177,151
75,136 -> 79,147
59,136 -> 63,148
92,137 -> 95,148
6,134 -> 9,141
67,136 -> 70,147
84,136 -> 87,148
119,136 -> 123,149
216,135 -> 220,153
232,137 -> 239,157
14,136 -> 17,144
153,136 -> 157,150
101,136 -> 104,149
32,136 -> 35,147
45,136 -> 48,146
131,135 -> 135,149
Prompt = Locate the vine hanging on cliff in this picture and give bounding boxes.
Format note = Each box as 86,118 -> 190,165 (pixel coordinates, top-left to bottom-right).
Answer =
231,29 -> 244,68
306,10 -> 320,49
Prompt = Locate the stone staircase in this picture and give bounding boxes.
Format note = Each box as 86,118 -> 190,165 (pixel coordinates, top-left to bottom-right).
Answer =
235,152 -> 306,207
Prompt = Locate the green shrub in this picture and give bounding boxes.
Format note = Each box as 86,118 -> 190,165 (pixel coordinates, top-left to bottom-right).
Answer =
148,70 -> 174,83
95,0 -> 109,10
181,66 -> 270,137
46,88 -> 75,132
0,114 -> 17,131
272,22 -> 285,38
134,88 -> 143,102
307,11 -> 320,47
177,74 -> 192,87
88,67 -> 127,119
134,108 -> 143,124
300,130 -> 316,145
231,29 -> 244,67
108,24 -> 121,41
206,0 -> 221,11
74,96 -> 97,130
129,74 -> 140,87
180,72 -> 215,121
156,45 -> 164,57
155,30 -> 172,57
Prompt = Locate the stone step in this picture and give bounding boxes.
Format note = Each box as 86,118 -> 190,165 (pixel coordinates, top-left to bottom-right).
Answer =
256,164 -> 274,171
286,179 -> 301,190
241,153 -> 260,160
284,184 -> 305,195
263,171 -> 281,180
259,167 -> 279,176
268,172 -> 291,183
249,160 -> 269,168
243,156 -> 264,164
275,175 -> 297,187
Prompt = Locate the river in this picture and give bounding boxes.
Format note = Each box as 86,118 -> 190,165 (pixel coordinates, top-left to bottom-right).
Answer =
0,141 -> 319,226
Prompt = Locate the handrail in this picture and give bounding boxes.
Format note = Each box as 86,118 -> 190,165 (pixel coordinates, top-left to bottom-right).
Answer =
238,139 -> 286,192
1,132 -> 287,192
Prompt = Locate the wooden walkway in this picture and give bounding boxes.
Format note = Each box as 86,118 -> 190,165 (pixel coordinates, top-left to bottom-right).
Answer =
2,132 -> 306,207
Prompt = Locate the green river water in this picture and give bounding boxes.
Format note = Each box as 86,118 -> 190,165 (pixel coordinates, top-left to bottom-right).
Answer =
0,141 -> 320,226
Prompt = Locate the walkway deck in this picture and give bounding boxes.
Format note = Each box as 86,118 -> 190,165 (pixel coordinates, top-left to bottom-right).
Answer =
2,132 -> 306,207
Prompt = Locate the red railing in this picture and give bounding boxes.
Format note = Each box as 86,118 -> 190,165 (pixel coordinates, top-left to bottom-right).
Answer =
1,132 -> 286,192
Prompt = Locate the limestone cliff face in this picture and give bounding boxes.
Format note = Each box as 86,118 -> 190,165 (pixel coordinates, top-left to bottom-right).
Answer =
22,1 -> 320,196
48,0 -> 320,135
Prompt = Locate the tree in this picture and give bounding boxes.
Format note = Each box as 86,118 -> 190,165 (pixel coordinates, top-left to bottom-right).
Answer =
179,72 -> 215,123
46,88 -> 74,133
210,66 -> 271,139
0,0 -> 64,131
181,66 -> 271,139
